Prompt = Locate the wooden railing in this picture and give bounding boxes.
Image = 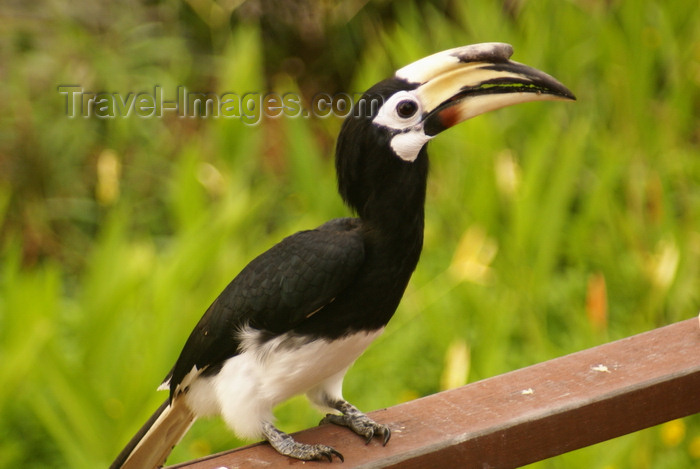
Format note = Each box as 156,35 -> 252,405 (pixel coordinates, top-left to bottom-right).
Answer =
169,317 -> 700,468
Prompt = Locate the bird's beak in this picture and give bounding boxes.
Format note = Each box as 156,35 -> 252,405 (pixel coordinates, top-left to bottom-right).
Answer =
396,43 -> 576,136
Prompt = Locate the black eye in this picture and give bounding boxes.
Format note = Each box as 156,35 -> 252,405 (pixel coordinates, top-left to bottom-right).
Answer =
396,99 -> 418,118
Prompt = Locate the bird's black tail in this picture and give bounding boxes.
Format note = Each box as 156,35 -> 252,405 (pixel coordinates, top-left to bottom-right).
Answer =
110,398 -> 195,469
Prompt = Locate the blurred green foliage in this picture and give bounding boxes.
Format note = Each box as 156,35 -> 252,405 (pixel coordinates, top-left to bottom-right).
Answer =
1,0 -> 700,467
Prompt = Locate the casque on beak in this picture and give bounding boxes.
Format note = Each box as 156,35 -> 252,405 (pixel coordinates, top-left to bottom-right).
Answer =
395,42 -> 576,136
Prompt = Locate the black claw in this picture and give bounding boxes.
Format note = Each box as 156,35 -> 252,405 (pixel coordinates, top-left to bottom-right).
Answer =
312,445 -> 343,463
382,428 -> 391,446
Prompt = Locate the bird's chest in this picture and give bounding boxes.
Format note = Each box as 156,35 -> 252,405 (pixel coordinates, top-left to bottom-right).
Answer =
304,253 -> 419,336
215,328 -> 384,407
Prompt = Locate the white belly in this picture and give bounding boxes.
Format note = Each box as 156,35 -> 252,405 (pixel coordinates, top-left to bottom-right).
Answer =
183,328 -> 383,440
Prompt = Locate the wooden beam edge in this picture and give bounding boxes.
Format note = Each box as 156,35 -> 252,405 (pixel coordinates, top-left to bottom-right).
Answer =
170,317 -> 700,468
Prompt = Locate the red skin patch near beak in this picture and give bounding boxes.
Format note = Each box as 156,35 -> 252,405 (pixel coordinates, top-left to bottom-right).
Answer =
438,105 -> 461,129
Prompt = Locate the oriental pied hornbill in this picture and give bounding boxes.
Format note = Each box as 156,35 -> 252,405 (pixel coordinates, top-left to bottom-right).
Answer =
111,43 -> 574,468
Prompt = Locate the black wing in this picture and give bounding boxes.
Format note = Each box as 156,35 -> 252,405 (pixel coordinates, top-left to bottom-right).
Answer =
165,218 -> 365,399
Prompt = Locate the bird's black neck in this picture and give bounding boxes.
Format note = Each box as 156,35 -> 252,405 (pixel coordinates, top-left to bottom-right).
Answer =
332,150 -> 429,333
358,155 -> 427,260
318,111 -> 432,334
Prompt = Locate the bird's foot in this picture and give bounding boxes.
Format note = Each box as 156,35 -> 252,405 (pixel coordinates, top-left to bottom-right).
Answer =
262,421 -> 344,462
320,399 -> 391,446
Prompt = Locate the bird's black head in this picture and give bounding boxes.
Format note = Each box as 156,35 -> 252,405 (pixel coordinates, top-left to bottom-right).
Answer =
335,43 -> 575,223
335,78 -> 427,224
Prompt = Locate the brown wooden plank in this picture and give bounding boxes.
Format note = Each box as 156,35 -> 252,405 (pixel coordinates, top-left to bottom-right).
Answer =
169,317 -> 700,469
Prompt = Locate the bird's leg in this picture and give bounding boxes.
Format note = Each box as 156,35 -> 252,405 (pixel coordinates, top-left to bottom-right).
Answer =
320,398 -> 391,445
262,421 -> 344,462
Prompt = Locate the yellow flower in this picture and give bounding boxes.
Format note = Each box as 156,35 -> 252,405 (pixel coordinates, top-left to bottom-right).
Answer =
660,419 -> 685,448
689,435 -> 700,459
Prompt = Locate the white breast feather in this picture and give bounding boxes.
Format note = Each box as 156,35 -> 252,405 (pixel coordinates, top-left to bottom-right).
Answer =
182,327 -> 383,440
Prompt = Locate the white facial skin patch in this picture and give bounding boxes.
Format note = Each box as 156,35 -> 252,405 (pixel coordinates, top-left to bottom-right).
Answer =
389,131 -> 431,162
